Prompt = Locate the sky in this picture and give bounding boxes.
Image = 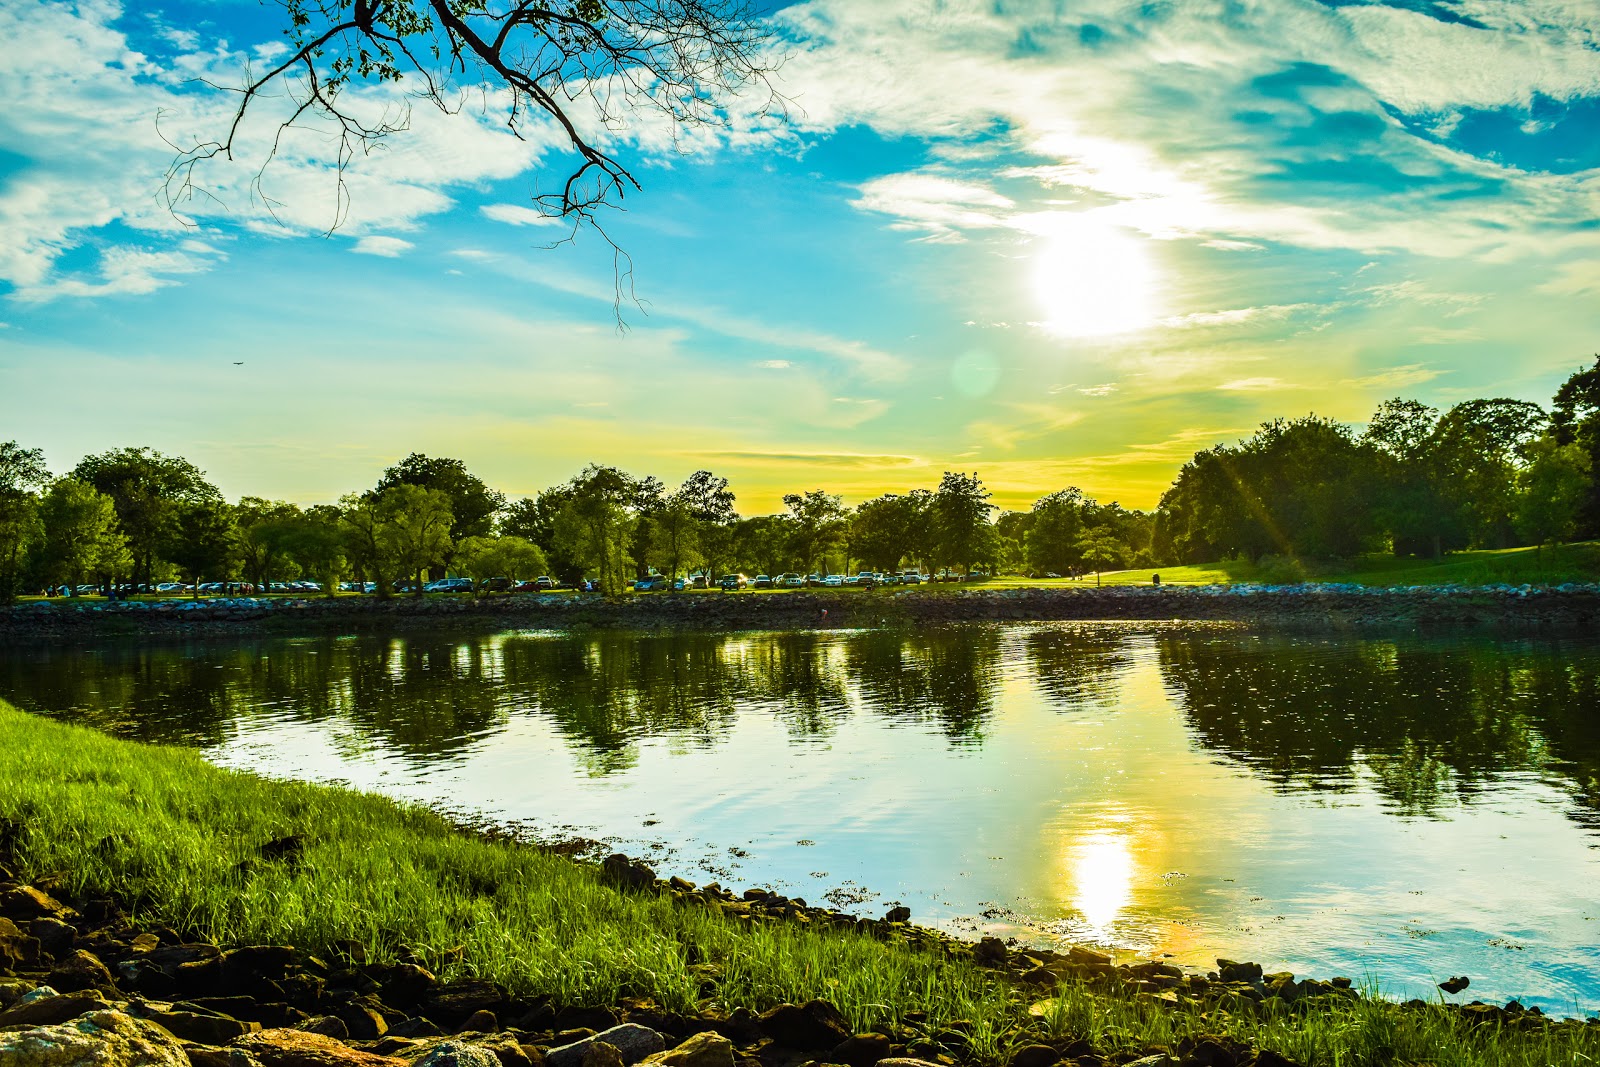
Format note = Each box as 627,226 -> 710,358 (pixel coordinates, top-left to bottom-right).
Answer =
2,0 -> 1598,514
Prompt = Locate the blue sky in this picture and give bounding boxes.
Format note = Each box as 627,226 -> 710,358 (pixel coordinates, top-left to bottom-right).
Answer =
2,0 -> 1598,512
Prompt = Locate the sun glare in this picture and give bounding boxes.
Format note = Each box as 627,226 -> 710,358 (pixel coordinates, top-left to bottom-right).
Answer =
1070,829 -> 1135,932
1031,215 -> 1159,338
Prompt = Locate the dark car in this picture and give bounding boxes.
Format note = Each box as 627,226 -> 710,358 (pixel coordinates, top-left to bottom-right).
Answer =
752,574 -> 774,589
479,576 -> 514,593
718,574 -> 748,590
633,574 -> 672,591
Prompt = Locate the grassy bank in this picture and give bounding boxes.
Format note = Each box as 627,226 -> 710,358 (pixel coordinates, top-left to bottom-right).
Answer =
2,700 -> 1596,1065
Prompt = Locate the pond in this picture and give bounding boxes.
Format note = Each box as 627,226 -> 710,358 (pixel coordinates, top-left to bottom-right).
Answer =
4,622 -> 1598,1014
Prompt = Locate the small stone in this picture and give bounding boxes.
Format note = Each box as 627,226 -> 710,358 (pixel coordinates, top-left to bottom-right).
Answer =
883,907 -> 910,924
32,918 -> 77,960
1438,976 -> 1470,994
1007,1045 -> 1059,1067
0,886 -> 77,922
301,1017 -> 351,1041
49,949 -> 116,993
458,1010 -> 497,1035
546,1025 -> 666,1067
0,1008 -> 187,1067
0,988 -> 109,1028
137,1007 -> 262,1045
582,1042 -> 625,1067
756,1003 -> 849,1050
412,1042 -> 502,1067
234,1028 -> 407,1067
0,918 -> 40,972
638,1032 -> 734,1067
829,1033 -> 892,1067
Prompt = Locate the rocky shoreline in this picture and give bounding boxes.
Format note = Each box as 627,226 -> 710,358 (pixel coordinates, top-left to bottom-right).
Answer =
5,583 -> 1600,638
1,842 -> 1590,1067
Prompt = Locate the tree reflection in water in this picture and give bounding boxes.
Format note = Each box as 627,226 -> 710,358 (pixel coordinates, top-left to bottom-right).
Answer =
3,626 -> 1598,831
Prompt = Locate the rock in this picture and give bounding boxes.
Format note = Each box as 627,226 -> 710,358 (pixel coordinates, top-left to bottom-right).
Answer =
135,1007 -> 261,1045
234,1028 -> 406,1067
186,1046 -> 264,1067
0,886 -> 77,922
873,1060 -> 944,1067
546,1025 -> 666,1067
638,1032 -> 733,1067
423,982 -> 504,1029
599,855 -> 655,890
1121,1057 -> 1175,1067
369,965 -> 436,1008
469,1036 -> 532,1067
829,1033 -> 891,1067
0,988 -> 110,1028
1251,1052 -> 1300,1067
580,1043 -> 624,1067
410,1042 -> 501,1067
0,917 -> 41,971
32,918 -> 77,960
1438,976 -> 1470,994
1215,960 -> 1262,983
457,1010 -> 496,1035
0,979 -> 33,1007
300,1018 -> 351,1041
883,907 -> 910,924
388,1020 -> 446,1040
1006,1045 -> 1058,1067
972,938 -> 1007,965
1019,966 -> 1055,986
0,1008 -> 188,1067
756,1003 -> 849,1050
50,949 -> 117,993
332,999 -> 390,1040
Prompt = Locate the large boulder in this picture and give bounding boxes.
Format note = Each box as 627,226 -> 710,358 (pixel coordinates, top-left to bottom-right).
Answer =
756,1002 -> 849,1050
0,1008 -> 188,1067
0,988 -> 110,1028
0,918 -> 40,972
409,1043 -> 501,1067
49,950 -> 117,994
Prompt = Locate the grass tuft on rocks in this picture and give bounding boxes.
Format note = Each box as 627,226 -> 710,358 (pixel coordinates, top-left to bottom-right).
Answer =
1,699 -> 1596,1066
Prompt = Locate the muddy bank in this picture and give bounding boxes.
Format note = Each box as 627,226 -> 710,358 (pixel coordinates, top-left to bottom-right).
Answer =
4,584 -> 1600,638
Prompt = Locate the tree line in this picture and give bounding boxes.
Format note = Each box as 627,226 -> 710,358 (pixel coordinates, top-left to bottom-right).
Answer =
2,357 -> 1597,602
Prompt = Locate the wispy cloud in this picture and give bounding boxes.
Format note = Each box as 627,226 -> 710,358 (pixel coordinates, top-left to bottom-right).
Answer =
352,236 -> 414,258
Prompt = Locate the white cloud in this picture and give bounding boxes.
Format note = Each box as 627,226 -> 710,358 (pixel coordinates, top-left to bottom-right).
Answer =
756,359 -> 792,369
352,236 -> 414,258
1217,377 -> 1289,392
481,204 -> 566,228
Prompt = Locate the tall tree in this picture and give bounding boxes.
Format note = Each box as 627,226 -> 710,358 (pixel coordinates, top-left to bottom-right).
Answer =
454,535 -> 549,592
236,499 -> 305,593
340,494 -> 400,598
1514,438 -> 1592,555
71,447 -> 221,589
1025,488 -> 1087,575
1432,398 -> 1546,548
551,465 -> 638,595
290,505 -> 349,596
851,492 -> 926,573
374,453 -> 505,546
782,489 -> 845,575
933,471 -> 995,577
679,470 -> 737,578
166,499 -> 238,597
0,443 -> 50,602
380,484 -> 456,596
36,478 -> 130,594
1551,355 -> 1600,537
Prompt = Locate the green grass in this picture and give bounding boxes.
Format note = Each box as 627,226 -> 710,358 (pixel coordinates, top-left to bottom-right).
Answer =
1079,542 -> 1600,589
2,700 -> 1596,1065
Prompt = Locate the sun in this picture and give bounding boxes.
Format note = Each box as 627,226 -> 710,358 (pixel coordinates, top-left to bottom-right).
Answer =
1031,214 -> 1159,338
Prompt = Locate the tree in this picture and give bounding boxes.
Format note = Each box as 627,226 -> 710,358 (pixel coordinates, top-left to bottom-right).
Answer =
782,489 -> 845,575
290,505 -> 349,595
1075,529 -> 1128,586
168,0 -> 778,266
236,498 -> 305,593
374,454 -> 505,548
551,465 -> 638,595
71,447 -> 221,589
1552,356 -> 1600,537
1025,488 -> 1087,575
166,500 -> 238,597
0,443 -> 50,602
678,470 -> 737,577
1432,398 -> 1546,548
933,471 -> 995,577
36,478 -> 130,594
340,494 -> 400,597
454,535 -> 548,592
1514,438 -> 1592,555
851,493 -> 927,573
380,484 -> 456,596
652,493 -> 702,585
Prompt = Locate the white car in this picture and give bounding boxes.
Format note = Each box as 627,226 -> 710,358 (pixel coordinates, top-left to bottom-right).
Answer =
822,574 -> 844,587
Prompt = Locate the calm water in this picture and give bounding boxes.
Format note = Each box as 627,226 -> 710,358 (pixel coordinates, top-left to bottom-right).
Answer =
4,623 -> 1599,1013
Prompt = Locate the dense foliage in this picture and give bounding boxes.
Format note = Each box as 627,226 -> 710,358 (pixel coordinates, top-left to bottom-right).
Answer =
3,358 -> 1597,600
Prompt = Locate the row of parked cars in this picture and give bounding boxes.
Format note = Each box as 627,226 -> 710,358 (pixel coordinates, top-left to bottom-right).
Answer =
710,571 -> 928,590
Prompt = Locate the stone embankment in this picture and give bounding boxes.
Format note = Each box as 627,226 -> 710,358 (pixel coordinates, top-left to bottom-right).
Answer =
4,583 -> 1600,637
0,849 -> 1586,1067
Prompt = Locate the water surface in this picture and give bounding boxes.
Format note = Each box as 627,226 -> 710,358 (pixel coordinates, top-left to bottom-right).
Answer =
4,623 -> 1597,1013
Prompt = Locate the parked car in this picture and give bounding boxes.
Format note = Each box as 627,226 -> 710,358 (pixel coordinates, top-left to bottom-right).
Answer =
479,576 -> 514,593
633,574 -> 672,592
899,572 -> 924,584
687,573 -> 710,589
822,574 -> 844,587
535,576 -> 557,590
752,574 -> 774,589
718,573 -> 748,590
424,577 -> 474,593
